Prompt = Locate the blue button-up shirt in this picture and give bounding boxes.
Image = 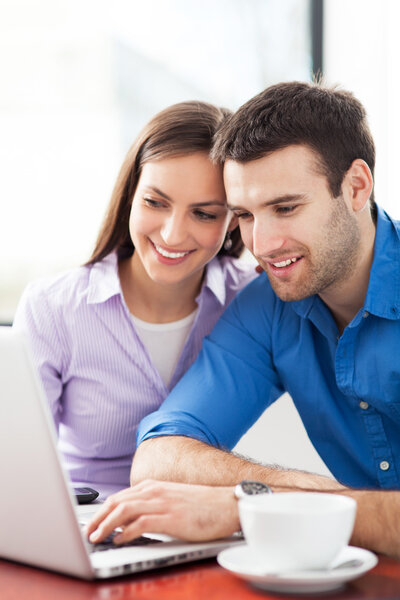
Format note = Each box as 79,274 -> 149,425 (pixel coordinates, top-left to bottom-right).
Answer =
138,206 -> 400,489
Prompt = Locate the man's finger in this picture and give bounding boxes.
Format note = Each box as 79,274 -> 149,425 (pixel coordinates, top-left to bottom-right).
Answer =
88,499 -> 164,543
86,485 -> 158,536
113,514 -> 173,544
86,504 -> 115,536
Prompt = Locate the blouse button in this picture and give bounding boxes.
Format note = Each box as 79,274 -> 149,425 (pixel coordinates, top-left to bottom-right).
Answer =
380,461 -> 390,471
359,401 -> 369,410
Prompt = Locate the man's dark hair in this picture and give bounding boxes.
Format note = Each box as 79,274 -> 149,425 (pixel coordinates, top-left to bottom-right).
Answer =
212,81 -> 376,206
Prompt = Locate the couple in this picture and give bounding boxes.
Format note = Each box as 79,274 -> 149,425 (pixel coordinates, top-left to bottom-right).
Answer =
15,81 -> 400,559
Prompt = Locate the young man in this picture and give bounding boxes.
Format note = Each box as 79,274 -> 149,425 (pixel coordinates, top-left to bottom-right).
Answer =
87,82 -> 400,558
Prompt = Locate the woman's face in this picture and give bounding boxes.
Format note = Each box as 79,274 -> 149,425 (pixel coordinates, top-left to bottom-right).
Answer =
128,152 -> 233,287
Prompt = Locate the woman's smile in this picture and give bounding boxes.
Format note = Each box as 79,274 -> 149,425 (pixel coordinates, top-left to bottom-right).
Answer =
150,239 -> 195,264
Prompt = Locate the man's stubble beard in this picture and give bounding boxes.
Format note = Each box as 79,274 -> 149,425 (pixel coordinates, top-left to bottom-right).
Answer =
260,196 -> 362,302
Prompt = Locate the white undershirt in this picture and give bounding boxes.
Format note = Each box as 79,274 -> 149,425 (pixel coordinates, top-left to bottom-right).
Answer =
131,309 -> 198,386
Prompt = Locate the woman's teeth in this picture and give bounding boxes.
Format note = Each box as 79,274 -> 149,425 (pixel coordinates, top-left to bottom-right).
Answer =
272,257 -> 298,268
154,243 -> 190,259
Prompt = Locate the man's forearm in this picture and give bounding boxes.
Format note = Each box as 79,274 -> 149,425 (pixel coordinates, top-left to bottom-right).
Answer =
118,436 -> 400,559
131,435 -> 343,490
345,489 -> 400,558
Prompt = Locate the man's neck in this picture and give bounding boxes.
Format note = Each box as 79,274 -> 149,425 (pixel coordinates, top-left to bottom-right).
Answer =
319,218 -> 376,335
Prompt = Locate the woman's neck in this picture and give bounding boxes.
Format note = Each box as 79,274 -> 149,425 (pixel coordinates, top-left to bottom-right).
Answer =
118,254 -> 203,323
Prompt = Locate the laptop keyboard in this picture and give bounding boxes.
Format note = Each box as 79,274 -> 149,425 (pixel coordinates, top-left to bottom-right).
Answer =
88,531 -> 161,553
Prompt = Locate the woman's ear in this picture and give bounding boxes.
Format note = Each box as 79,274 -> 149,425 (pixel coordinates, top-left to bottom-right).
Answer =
343,159 -> 373,212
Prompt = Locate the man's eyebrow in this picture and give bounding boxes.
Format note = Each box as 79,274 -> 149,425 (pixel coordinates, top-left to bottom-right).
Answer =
228,193 -> 307,210
143,186 -> 226,207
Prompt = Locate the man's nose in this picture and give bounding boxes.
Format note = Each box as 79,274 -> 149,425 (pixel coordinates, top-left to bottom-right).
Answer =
252,218 -> 286,258
160,213 -> 187,247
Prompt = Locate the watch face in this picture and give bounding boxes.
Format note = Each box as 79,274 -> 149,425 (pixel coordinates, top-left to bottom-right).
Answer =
240,481 -> 272,495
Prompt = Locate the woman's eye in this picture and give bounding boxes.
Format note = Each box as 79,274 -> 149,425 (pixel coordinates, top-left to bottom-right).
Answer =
144,197 -> 164,208
193,209 -> 217,221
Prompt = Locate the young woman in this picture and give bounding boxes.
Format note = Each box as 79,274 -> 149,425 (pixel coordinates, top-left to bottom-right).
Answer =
13,101 -> 256,498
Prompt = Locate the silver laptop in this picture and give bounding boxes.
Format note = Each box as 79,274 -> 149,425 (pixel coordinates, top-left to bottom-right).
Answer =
0,326 -> 239,579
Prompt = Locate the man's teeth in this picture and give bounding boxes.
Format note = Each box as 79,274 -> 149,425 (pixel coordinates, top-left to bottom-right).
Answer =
154,244 -> 189,259
272,257 -> 298,268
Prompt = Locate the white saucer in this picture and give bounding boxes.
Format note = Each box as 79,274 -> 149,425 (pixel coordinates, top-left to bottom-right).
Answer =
217,544 -> 378,594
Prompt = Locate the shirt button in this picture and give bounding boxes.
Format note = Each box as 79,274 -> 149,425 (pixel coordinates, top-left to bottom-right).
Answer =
362,311 -> 369,318
359,401 -> 369,410
380,461 -> 390,471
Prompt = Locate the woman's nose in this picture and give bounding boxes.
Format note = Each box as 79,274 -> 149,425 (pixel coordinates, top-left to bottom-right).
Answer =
159,213 -> 187,247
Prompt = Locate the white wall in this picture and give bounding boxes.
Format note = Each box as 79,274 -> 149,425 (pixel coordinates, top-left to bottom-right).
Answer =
234,393 -> 333,477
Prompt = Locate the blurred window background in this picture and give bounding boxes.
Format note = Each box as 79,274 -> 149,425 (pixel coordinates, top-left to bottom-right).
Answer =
0,0 -> 313,323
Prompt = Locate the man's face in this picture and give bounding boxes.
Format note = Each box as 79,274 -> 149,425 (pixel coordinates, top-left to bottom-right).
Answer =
224,145 -> 361,302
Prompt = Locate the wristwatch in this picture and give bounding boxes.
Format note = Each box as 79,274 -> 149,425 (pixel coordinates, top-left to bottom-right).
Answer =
234,480 -> 273,498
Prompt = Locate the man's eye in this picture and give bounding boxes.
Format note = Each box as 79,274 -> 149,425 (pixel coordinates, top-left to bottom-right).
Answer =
235,211 -> 253,220
276,205 -> 297,214
193,210 -> 217,221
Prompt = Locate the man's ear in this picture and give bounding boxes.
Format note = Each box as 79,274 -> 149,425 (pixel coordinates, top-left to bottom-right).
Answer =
343,159 -> 373,212
227,214 -> 239,231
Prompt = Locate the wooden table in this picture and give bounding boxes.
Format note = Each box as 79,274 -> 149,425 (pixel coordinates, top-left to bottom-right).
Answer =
1,554 -> 400,599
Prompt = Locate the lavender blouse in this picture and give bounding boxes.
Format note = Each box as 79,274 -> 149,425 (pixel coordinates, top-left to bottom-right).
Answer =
13,252 -> 256,497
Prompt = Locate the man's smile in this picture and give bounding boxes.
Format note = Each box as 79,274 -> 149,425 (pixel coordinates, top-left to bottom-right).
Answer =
271,256 -> 300,268
260,254 -> 304,279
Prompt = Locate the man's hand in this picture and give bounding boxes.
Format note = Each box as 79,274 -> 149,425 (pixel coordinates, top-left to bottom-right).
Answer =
86,480 -> 239,545
85,479 -> 400,560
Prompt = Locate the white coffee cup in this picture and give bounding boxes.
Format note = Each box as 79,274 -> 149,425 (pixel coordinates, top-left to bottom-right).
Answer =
238,492 -> 356,572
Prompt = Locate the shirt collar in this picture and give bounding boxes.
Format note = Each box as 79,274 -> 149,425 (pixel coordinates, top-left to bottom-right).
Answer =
87,252 -> 227,307
363,205 -> 400,319
291,205 -> 400,322
197,256 -> 227,306
87,252 -> 122,304
290,294 -> 315,319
